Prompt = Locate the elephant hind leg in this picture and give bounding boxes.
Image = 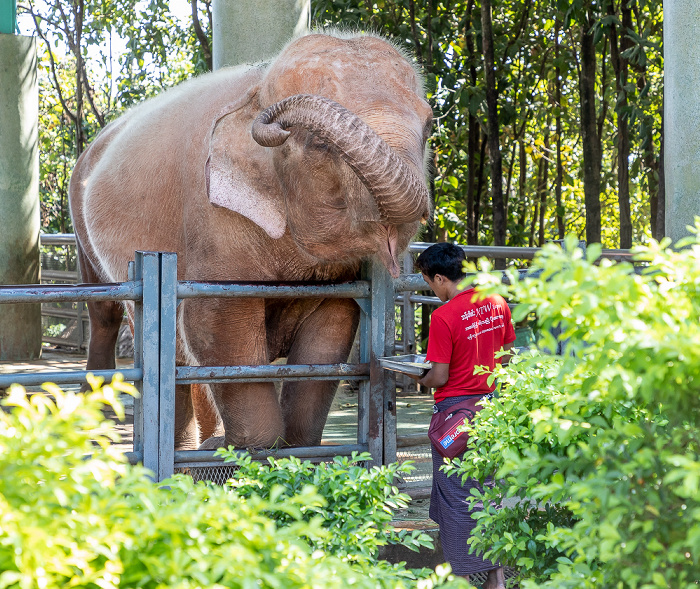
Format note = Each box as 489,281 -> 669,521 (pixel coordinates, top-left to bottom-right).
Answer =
174,384 -> 199,450
75,237 -> 123,390
191,383 -> 221,441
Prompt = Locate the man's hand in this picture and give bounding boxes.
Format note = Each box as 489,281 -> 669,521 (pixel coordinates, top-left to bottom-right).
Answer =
408,362 -> 449,389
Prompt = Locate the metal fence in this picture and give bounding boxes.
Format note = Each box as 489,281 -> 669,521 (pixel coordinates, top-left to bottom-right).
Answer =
1,250 -> 396,481
11,236 -> 634,487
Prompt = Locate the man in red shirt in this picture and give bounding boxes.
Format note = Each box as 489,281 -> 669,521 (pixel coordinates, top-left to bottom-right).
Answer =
412,242 -> 515,589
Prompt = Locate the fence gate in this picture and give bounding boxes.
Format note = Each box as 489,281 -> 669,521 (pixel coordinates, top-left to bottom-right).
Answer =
0,250 -> 399,481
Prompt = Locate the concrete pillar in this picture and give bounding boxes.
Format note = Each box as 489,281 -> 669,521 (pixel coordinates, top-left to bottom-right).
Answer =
664,0 -> 700,243
212,0 -> 310,70
0,34 -> 41,360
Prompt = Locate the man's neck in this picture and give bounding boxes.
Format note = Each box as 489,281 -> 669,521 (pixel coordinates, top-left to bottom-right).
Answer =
444,279 -> 464,301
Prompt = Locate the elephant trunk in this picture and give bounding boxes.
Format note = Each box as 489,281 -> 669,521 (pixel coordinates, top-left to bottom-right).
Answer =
251,94 -> 430,224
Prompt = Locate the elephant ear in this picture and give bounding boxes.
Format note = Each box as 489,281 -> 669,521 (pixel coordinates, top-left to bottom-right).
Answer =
205,90 -> 286,239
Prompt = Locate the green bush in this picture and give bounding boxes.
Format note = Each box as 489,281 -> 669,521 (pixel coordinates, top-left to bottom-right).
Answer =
0,376 -> 469,588
219,451 -> 432,562
445,232 -> 700,588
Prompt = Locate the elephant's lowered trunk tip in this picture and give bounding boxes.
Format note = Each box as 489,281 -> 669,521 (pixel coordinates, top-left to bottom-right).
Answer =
252,119 -> 290,147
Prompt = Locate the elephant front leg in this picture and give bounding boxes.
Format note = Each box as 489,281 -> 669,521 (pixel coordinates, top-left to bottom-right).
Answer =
281,298 -> 360,446
182,298 -> 285,450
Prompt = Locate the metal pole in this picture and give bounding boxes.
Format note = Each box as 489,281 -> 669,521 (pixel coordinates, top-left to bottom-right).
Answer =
0,0 -> 17,34
158,252 -> 177,481
137,252 -> 161,477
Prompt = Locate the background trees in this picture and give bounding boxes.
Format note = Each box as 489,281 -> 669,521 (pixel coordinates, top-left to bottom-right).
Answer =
21,0 -> 664,249
314,0 -> 664,248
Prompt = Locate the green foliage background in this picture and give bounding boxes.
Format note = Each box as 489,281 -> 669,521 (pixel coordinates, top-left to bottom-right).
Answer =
23,0 -> 663,248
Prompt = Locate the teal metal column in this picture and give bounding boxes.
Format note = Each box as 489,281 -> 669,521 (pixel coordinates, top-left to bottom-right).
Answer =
212,0 -> 310,70
0,0 -> 18,34
0,33 -> 41,361
664,0 -> 700,242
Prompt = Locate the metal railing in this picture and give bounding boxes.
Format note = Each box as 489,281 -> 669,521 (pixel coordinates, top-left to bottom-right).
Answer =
2,250 -> 396,481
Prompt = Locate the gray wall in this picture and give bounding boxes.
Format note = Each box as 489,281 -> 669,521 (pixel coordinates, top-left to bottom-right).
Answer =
0,34 -> 41,360
664,0 -> 700,243
212,0 -> 310,70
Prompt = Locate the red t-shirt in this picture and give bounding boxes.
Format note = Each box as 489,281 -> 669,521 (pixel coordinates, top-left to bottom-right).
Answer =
426,288 -> 516,402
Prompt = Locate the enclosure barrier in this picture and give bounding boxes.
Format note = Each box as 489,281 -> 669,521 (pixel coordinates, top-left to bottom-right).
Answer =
1,250 -> 397,481
8,239 -> 635,485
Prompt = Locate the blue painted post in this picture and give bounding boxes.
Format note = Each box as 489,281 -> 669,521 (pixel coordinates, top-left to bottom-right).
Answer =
129,260 -> 144,462
158,252 -> 177,481
357,267 -> 371,452
367,260 -> 397,465
138,252 -> 162,477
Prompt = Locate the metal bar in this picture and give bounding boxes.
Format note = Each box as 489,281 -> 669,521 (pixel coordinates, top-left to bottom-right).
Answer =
406,294 -> 442,306
368,261 -> 394,466
0,368 -> 142,389
174,444 -> 369,466
393,273 -> 430,293
401,250 -> 416,356
139,252 -> 161,477
397,433 -> 430,448
124,451 -> 143,465
40,308 -> 84,320
0,282 -> 142,303
39,234 -> 636,263
177,281 -> 370,299
39,233 -> 78,246
357,265 -> 371,449
40,269 -> 79,282
77,301 -> 85,350
175,363 -> 370,383
158,253 -> 177,481
177,376 -> 370,385
409,243 -> 541,259
130,259 -> 144,460
408,242 -> 634,261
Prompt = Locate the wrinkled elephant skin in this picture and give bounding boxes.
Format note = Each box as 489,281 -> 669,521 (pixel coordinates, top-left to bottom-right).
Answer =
69,33 -> 433,451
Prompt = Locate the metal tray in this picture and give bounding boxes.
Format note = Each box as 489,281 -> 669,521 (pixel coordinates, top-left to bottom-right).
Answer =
378,354 -> 431,376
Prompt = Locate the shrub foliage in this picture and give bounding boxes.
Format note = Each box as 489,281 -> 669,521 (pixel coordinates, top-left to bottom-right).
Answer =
0,376 -> 467,588
445,231 -> 700,588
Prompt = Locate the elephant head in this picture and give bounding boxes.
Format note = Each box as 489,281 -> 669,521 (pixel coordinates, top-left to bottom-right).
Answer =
205,34 -> 433,278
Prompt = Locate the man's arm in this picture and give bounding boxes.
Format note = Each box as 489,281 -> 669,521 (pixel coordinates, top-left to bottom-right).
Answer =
407,362 -> 450,389
500,341 -> 515,365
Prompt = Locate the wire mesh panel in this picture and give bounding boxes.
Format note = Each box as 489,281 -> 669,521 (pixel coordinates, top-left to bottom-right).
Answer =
175,465 -> 239,486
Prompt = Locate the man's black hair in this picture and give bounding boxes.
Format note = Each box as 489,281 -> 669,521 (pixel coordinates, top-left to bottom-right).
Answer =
415,242 -> 466,281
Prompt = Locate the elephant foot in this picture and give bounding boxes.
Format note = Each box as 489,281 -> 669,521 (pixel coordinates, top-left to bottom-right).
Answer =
198,435 -> 226,450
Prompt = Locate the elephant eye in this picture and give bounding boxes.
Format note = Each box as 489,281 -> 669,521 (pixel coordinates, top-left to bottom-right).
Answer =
306,134 -> 329,151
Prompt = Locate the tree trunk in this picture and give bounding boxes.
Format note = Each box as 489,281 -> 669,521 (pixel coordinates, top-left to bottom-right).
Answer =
481,0 -> 506,266
657,109 -> 666,238
191,0 -> 212,71
74,0 -> 86,156
609,0 -> 633,248
475,134 -> 487,243
555,17 -> 565,239
464,0 -> 480,245
538,126 -> 550,246
517,138 -> 528,243
505,141 -> 517,225
467,119 -> 479,245
579,9 -> 602,244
